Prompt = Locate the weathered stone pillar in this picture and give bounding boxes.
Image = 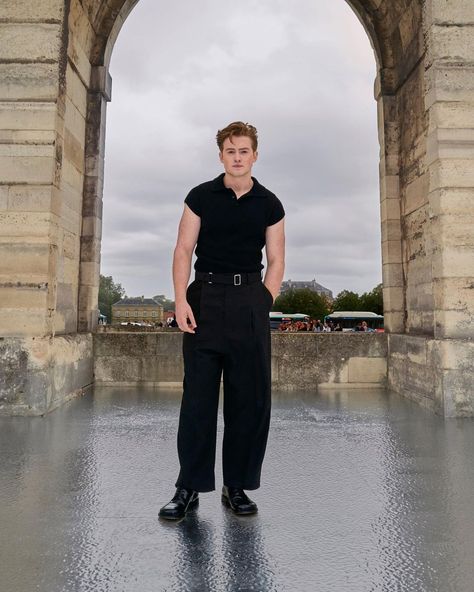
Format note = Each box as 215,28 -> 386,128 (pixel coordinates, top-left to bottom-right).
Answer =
78,65 -> 111,332
425,0 -> 474,413
376,81 -> 405,334
425,0 -> 474,340
0,1 -> 94,414
0,1 -> 65,336
387,0 -> 474,416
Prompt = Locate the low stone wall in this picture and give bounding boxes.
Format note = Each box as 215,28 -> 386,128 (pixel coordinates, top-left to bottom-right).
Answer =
3,331 -> 472,417
388,334 -> 474,417
93,332 -> 388,390
271,333 -> 387,389
0,334 -> 94,416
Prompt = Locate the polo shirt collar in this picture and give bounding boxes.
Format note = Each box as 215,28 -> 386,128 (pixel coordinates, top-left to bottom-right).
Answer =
210,172 -> 266,197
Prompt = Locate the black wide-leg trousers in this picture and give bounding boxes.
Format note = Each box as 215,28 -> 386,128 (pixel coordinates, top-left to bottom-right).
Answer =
175,272 -> 274,492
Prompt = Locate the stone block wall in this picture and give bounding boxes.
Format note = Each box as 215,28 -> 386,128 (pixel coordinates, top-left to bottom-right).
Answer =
383,0 -> 474,418
0,333 -> 93,415
388,334 -> 474,417
424,0 -> 474,341
0,0 -> 65,337
93,332 -> 388,390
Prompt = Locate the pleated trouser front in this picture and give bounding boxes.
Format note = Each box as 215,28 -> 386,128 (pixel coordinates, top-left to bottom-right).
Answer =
174,275 -> 273,492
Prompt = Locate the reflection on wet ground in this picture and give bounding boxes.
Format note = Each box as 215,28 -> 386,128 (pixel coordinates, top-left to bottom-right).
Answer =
1,387 -> 474,591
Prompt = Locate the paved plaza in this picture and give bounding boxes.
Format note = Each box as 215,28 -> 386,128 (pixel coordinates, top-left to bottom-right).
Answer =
1,386 -> 474,592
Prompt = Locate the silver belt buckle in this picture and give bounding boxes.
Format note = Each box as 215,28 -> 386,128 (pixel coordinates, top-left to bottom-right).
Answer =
233,273 -> 241,286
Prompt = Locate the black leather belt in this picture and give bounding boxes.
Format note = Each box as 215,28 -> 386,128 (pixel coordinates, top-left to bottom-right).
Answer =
194,270 -> 263,285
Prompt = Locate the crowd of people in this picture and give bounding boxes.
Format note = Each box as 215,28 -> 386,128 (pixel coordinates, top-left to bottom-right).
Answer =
277,319 -> 338,332
276,319 -> 371,332
111,315 -> 376,334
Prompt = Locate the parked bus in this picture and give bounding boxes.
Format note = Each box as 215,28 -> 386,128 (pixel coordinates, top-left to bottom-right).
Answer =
324,311 -> 384,332
269,312 -> 310,331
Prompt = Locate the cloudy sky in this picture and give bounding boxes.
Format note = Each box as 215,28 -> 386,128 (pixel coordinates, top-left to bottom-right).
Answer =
101,0 -> 381,299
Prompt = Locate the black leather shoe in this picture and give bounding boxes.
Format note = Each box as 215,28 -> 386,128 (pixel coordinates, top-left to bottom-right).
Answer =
158,487 -> 199,520
221,485 -> 258,515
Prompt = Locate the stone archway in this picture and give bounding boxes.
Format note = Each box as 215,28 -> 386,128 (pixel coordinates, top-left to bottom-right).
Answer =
79,0 -> 409,336
1,0 -> 473,416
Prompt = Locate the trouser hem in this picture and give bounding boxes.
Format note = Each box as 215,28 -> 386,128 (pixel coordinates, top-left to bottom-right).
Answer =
175,480 -> 215,493
223,483 -> 260,491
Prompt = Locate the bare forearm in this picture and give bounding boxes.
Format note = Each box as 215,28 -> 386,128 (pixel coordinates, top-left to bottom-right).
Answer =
173,246 -> 193,304
263,260 -> 285,300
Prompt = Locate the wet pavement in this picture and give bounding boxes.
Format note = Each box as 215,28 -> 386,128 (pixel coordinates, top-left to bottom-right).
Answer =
1,386 -> 474,592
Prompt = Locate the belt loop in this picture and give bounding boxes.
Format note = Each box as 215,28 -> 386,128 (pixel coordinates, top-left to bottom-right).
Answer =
208,272 -> 213,284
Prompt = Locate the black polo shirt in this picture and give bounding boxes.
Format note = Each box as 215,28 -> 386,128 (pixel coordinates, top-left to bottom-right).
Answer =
184,172 -> 285,273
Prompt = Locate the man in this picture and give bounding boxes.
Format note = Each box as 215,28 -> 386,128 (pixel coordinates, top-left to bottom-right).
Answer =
159,121 -> 285,520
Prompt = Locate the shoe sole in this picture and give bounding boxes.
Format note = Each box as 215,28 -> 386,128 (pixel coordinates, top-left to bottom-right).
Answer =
221,494 -> 258,515
158,496 -> 199,520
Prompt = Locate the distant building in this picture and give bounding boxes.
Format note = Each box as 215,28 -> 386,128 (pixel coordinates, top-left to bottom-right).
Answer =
112,295 -> 164,324
280,279 -> 333,300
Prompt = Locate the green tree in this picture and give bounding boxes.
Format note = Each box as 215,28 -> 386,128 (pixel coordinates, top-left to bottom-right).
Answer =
332,285 -> 384,315
99,274 -> 126,323
274,288 -> 330,320
332,290 -> 362,312
360,283 -> 383,315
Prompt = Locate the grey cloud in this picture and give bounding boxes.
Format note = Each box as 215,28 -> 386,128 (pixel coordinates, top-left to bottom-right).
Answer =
102,0 -> 382,299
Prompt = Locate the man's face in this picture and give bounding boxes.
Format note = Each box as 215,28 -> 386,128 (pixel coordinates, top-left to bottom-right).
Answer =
219,135 -> 258,178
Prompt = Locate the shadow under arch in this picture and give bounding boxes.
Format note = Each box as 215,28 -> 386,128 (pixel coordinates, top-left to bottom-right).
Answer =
76,0 -> 421,334
93,0 -> 390,75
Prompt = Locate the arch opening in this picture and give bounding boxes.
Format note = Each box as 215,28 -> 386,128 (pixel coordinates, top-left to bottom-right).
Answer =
77,0 -> 408,335
70,0 -> 461,415
98,0 -> 383,308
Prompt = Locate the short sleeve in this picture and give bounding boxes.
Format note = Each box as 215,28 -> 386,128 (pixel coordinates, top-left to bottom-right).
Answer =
267,196 -> 285,226
184,188 -> 201,217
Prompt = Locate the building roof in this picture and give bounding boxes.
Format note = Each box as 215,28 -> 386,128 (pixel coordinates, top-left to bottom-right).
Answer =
282,279 -> 332,295
113,297 -> 161,306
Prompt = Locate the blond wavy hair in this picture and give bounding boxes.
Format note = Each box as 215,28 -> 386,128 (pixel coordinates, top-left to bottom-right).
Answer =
216,121 -> 258,152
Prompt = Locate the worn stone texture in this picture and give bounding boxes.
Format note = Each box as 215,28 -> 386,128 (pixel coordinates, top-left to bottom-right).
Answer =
348,356 -> 387,384
0,334 -> 93,416
0,63 -> 61,102
0,23 -> 62,62
93,332 -> 388,391
0,0 -> 473,416
388,334 -> 474,417
0,0 -> 64,21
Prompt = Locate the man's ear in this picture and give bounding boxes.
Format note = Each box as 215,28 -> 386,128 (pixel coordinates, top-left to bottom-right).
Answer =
219,151 -> 224,163
254,150 -> 258,162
